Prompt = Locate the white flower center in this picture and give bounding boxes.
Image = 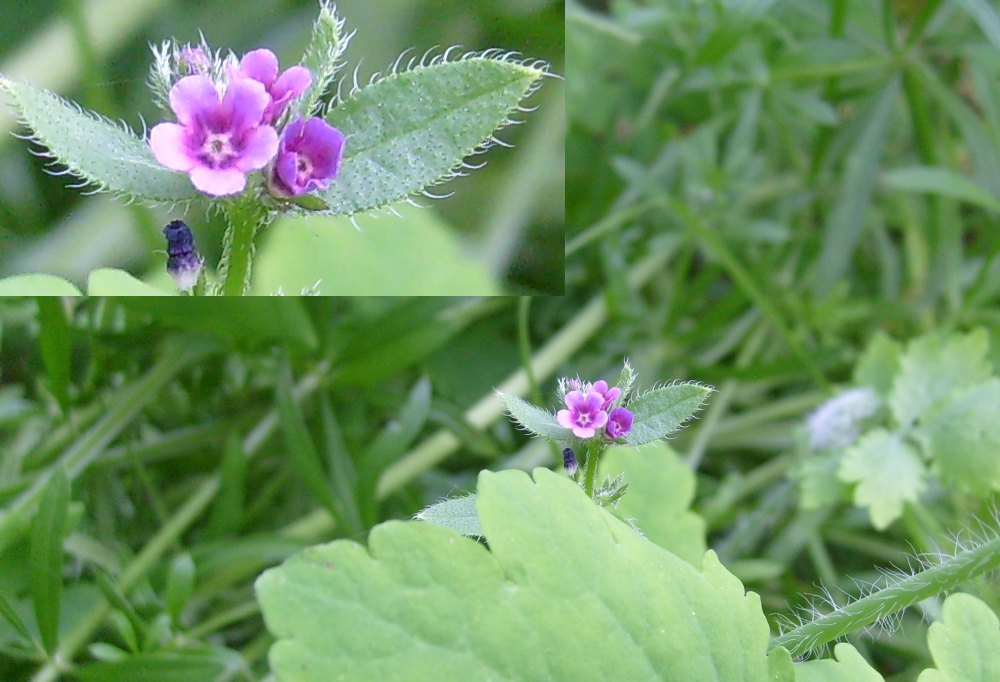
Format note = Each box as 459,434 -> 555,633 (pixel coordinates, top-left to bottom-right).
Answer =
200,132 -> 237,168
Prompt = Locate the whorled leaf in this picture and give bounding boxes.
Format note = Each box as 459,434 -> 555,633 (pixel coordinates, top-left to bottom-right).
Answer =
256,468 -> 794,681
319,52 -> 549,216
622,382 -> 713,446
0,77 -> 201,203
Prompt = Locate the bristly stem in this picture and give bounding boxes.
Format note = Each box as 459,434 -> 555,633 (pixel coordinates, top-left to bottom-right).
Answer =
770,529 -> 1000,658
582,439 -> 604,499
219,196 -> 272,296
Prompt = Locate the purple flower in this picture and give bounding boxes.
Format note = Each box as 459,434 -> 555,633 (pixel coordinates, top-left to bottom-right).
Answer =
149,75 -> 279,196
605,407 -> 634,439
163,220 -> 202,292
562,447 -> 578,476
591,380 -> 621,410
557,390 -> 608,439
268,117 -> 346,197
234,48 -> 311,124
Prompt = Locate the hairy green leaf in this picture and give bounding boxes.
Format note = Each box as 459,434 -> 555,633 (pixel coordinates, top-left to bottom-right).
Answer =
497,391 -> 573,441
622,383 -> 713,446
319,54 -> 547,216
257,468 -> 793,681
0,77 -> 201,203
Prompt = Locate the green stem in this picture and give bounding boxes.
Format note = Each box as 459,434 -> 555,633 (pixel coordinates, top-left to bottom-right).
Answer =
582,440 -> 604,500
219,199 -> 271,296
770,530 -> 1000,658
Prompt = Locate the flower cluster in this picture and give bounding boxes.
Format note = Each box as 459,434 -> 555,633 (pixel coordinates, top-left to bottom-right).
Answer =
556,379 -> 634,441
149,46 -> 345,198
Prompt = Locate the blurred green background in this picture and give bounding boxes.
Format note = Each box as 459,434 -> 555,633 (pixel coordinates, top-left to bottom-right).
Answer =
0,0 -> 564,294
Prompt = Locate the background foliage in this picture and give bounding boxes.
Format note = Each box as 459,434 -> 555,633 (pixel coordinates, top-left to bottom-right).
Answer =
0,0 -> 564,295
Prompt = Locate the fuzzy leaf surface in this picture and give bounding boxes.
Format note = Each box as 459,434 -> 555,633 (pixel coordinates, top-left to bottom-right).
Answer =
497,391 -> 573,441
256,468 -> 793,682
319,56 -> 546,216
414,493 -> 483,538
795,643 -> 885,682
838,429 -> 926,530
889,330 -> 991,427
598,442 -> 705,565
918,593 -> 1000,682
0,77 -> 201,203
622,383 -> 713,446
916,379 -> 1000,497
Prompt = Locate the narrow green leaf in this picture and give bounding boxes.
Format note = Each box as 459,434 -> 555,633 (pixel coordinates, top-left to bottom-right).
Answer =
0,77 -> 201,203
813,79 -> 900,295
205,433 -> 246,538
320,54 -> 548,216
35,298 -> 71,414
94,568 -> 146,648
74,646 -> 245,682
0,274 -> 82,296
414,493 -> 483,538
622,383 -> 713,446
881,166 -> 1000,212
87,269 -> 173,296
0,592 -> 38,649
29,465 -> 70,655
319,394 -> 363,537
165,553 -> 195,628
957,0 -> 1000,50
275,356 -> 340,523
497,391 -> 573,441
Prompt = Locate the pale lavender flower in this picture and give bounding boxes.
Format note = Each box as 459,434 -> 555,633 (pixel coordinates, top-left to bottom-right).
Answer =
268,117 -> 345,197
605,407 -> 634,439
234,48 -> 312,124
806,387 -> 881,450
557,390 -> 608,439
178,45 -> 211,75
562,447 -> 578,476
591,380 -> 621,410
149,75 -> 279,196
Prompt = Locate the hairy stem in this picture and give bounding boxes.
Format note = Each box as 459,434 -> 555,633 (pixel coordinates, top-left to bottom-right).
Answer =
770,530 -> 1000,658
219,198 -> 272,296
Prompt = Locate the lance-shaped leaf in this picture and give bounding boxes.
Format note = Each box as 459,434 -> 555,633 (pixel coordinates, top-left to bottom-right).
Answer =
0,76 -> 201,203
623,382 -> 713,446
497,391 -> 573,441
319,52 -> 549,216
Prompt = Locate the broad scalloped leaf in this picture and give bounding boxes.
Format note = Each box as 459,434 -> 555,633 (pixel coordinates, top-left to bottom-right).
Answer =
256,468 -> 794,682
0,77 -> 201,203
598,442 -> 706,565
888,330 -> 991,427
622,382 -> 713,446
915,379 -> 1000,497
795,449 -> 849,510
0,273 -> 82,296
318,54 -> 547,216
497,391 -> 574,441
795,643 -> 885,681
853,331 -> 901,397
838,429 -> 926,530
918,593 -> 1000,682
87,269 -> 173,296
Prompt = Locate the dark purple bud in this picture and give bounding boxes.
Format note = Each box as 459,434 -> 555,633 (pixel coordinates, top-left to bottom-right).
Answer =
605,407 -> 634,439
163,220 -> 203,292
562,447 -> 578,476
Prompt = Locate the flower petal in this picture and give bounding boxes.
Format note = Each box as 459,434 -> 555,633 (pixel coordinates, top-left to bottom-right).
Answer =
238,48 -> 279,87
189,166 -> 247,196
273,65 -> 312,101
564,390 -> 587,411
556,410 -> 575,430
149,123 -> 197,172
234,125 -> 279,172
169,76 -> 220,126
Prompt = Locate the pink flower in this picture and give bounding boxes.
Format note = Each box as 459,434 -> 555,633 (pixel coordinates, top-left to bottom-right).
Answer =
605,407 -> 634,439
557,390 -> 608,439
591,380 -> 621,410
234,48 -> 312,124
268,117 -> 346,196
149,75 -> 279,196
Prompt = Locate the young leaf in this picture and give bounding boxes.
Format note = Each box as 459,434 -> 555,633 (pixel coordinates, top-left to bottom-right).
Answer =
319,54 -> 548,216
29,465 -> 70,655
294,0 -> 352,120
622,382 -> 713,446
598,443 -> 706,565
889,330 -> 991,427
918,593 -> 1000,682
165,552 -> 196,628
496,391 -> 573,441
795,642 -> 885,682
0,77 -> 201,203
916,380 -> 1000,497
838,429 -> 927,530
256,468 -> 794,682
414,493 -> 483,538
36,298 -> 71,415
0,274 -> 82,296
